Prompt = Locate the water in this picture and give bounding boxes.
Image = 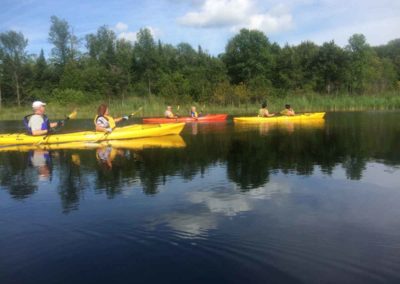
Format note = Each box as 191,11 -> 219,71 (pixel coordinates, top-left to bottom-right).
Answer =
1,112 -> 400,284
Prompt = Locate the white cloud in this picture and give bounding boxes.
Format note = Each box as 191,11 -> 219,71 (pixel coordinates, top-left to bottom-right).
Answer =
177,0 -> 293,34
116,26 -> 159,43
115,22 -> 128,32
118,31 -> 137,42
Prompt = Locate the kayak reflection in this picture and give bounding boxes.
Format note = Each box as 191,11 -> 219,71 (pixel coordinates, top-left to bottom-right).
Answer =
234,118 -> 325,134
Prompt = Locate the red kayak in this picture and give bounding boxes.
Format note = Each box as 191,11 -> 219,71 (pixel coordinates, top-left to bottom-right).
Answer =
143,114 -> 228,124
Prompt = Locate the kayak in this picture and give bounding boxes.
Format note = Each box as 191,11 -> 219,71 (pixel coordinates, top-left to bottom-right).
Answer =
0,135 -> 186,152
234,112 -> 326,123
0,123 -> 185,146
143,114 -> 228,124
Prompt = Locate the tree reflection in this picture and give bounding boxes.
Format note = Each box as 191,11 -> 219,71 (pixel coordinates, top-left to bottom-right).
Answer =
0,112 -> 399,208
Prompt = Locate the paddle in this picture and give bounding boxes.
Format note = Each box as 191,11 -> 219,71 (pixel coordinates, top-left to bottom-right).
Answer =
176,105 -> 180,118
37,109 -> 78,144
128,106 -> 143,118
56,109 -> 78,128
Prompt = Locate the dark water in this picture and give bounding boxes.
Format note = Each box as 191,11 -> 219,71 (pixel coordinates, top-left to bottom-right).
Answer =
1,112 -> 400,284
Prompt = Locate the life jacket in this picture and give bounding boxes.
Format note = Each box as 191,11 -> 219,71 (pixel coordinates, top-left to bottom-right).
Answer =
94,114 -> 116,129
191,111 -> 198,118
23,114 -> 50,135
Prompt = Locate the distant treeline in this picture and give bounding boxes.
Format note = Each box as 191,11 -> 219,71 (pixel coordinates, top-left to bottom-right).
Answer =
0,16 -> 399,107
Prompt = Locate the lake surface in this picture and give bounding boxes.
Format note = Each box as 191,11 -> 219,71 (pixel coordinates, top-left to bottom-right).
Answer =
1,112 -> 400,284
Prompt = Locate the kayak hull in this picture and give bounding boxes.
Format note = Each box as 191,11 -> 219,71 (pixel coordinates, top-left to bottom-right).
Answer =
143,114 -> 228,124
0,123 -> 185,146
234,112 -> 326,123
0,135 -> 186,151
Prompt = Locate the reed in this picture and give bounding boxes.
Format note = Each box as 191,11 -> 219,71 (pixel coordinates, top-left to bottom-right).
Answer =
0,93 -> 399,120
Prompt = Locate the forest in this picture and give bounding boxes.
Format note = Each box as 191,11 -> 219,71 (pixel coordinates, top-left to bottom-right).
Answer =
0,16 -> 399,108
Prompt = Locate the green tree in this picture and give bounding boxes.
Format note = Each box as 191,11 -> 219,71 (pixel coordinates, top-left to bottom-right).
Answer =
222,29 -> 273,84
132,28 -> 160,95
0,31 -> 28,106
49,16 -> 75,67
315,41 -> 349,94
346,34 -> 372,93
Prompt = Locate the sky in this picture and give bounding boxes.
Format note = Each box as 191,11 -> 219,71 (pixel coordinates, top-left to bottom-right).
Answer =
1,0 -> 399,57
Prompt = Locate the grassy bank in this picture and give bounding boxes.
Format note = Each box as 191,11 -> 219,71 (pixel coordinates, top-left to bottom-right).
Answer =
1,93 -> 399,120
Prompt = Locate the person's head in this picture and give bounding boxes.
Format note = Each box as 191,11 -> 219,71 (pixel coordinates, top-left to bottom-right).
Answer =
167,106 -> 172,111
262,102 -> 267,108
97,104 -> 109,116
285,104 -> 291,109
191,106 -> 196,112
32,101 -> 46,115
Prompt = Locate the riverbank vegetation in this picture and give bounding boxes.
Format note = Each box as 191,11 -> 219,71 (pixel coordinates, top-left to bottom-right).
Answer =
0,16 -> 399,112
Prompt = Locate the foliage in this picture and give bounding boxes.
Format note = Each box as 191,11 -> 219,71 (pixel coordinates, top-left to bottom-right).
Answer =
0,17 -> 399,108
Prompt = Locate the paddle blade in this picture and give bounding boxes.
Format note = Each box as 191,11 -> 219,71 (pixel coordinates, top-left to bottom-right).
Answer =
130,106 -> 143,116
67,110 -> 78,120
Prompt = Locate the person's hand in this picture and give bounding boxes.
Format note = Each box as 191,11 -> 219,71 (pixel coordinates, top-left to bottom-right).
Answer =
57,120 -> 64,127
122,116 -> 129,120
105,128 -> 112,133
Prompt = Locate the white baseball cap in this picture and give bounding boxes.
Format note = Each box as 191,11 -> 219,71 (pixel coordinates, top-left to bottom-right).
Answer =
32,101 -> 46,108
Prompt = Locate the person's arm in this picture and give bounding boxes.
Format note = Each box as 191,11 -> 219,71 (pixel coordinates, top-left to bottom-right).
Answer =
114,116 -> 129,123
31,129 -> 49,136
96,125 -> 111,133
266,109 -> 275,117
96,117 -> 112,133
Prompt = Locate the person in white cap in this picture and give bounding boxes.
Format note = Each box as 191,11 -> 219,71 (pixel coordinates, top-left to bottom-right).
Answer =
23,101 -> 60,136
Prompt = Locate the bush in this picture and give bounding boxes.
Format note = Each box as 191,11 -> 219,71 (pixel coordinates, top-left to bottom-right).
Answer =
49,88 -> 90,104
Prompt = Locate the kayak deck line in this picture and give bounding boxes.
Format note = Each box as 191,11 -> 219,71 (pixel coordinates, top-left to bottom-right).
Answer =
233,112 -> 326,123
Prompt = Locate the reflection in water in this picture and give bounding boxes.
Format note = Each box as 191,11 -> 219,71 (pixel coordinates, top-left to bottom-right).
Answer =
1,112 -> 400,283
163,179 -> 291,238
30,150 -> 52,181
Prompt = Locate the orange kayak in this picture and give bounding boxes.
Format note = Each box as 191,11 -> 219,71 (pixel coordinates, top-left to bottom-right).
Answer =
142,114 -> 228,124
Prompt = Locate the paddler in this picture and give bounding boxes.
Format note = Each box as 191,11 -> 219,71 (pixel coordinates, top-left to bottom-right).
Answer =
165,106 -> 177,118
24,101 -> 62,136
280,104 -> 295,116
190,106 -> 199,118
95,104 -> 128,133
258,102 -> 275,117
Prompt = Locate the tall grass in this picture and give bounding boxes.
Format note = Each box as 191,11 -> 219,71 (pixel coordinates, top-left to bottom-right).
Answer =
0,92 -> 399,120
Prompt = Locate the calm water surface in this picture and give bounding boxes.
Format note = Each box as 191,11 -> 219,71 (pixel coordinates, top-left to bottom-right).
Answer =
0,112 -> 400,284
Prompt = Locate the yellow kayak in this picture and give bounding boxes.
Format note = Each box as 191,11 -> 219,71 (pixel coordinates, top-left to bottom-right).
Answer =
234,112 -> 326,123
0,123 -> 185,145
0,135 -> 186,151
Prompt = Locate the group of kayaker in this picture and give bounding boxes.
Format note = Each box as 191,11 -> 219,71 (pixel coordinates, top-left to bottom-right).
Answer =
25,100 -> 296,136
165,105 -> 200,119
258,102 -> 295,117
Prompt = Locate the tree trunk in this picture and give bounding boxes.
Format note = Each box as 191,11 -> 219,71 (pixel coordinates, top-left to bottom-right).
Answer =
148,77 -> 151,95
14,71 -> 21,107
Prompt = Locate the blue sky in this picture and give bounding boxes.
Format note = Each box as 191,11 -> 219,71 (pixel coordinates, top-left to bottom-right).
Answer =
1,0 -> 399,57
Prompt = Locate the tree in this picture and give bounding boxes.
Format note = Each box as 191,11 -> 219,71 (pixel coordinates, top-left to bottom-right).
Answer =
132,28 -> 159,95
86,26 -> 117,67
222,29 -> 273,84
49,16 -> 74,67
315,41 -> 349,94
0,48 -> 4,108
346,34 -> 372,93
0,31 -> 28,106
